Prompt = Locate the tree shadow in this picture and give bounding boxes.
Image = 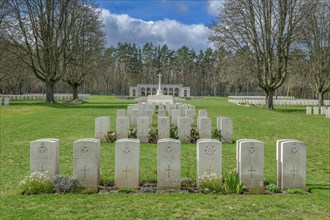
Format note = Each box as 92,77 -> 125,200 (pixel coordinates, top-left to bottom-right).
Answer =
275,108 -> 305,114
307,183 -> 330,190
10,101 -> 130,109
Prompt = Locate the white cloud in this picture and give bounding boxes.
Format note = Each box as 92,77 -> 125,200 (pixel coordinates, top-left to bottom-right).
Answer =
100,8 -> 212,51
207,0 -> 224,16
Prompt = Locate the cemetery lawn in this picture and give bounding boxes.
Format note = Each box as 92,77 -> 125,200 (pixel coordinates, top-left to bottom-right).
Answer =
1,96 -> 329,219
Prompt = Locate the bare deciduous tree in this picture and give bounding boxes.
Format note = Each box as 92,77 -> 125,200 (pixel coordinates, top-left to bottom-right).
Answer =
62,2 -> 105,100
300,0 -> 330,106
209,0 -> 305,109
4,0 -> 104,102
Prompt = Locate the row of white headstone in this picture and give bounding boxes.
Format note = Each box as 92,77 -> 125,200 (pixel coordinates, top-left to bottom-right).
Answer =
229,98 -> 330,106
306,106 -> 330,118
95,109 -> 233,144
0,94 -> 91,101
0,97 -> 10,106
30,138 -> 306,191
228,96 -> 295,99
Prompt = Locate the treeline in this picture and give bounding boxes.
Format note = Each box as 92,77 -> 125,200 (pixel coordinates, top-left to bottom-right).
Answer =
0,41 -> 322,98
0,0 -> 329,106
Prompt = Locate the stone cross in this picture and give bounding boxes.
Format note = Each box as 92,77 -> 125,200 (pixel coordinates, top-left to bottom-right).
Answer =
156,73 -> 163,95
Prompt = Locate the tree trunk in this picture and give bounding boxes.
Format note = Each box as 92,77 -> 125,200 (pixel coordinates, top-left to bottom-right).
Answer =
265,89 -> 274,110
73,85 -> 79,100
318,92 -> 324,106
45,80 -> 55,103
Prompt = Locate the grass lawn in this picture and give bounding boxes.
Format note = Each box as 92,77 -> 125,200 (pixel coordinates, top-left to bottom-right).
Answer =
0,96 -> 329,219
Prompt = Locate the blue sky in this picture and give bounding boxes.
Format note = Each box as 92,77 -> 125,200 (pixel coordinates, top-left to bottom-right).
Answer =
96,0 -> 223,51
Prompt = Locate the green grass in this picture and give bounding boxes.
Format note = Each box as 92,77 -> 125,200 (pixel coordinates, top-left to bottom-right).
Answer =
1,96 -> 329,219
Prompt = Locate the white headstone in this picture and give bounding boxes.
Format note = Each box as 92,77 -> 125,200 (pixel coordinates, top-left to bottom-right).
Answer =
238,139 -> 264,188
158,116 -> 170,139
236,139 -> 258,172
30,139 -> 60,178
127,104 -> 135,116
179,106 -> 187,117
320,107 -> 327,115
158,109 -> 166,117
95,116 -> 110,141
306,107 -> 312,115
198,117 -> 212,139
73,138 -> 100,188
327,108 -> 330,119
217,117 -> 233,144
171,110 -> 181,126
116,116 -> 129,139
116,109 -> 126,117
130,109 -> 139,126
145,109 -> 154,119
196,139 -> 222,187
0,98 -> 2,106
276,139 -> 298,188
157,139 -> 181,189
137,116 -> 150,143
178,117 -> 191,143
115,138 -> 140,189
280,140 -> 306,190
199,110 -> 208,117
185,109 -> 195,126
313,107 -> 319,115
4,97 -> 9,106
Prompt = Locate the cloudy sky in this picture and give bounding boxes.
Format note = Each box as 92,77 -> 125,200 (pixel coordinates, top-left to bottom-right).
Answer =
96,0 -> 223,51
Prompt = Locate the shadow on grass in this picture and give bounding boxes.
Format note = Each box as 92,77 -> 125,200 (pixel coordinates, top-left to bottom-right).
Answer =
274,108 -> 305,114
10,101 -> 130,109
307,184 -> 330,190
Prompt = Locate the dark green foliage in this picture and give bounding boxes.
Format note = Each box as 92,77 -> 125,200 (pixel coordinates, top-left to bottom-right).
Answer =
265,184 -> 280,193
148,129 -> 158,144
128,128 -> 137,138
190,128 -> 199,143
170,126 -> 179,139
223,171 -> 245,194
287,188 -> 305,194
199,171 -> 245,194
106,131 -> 116,143
211,129 -> 221,141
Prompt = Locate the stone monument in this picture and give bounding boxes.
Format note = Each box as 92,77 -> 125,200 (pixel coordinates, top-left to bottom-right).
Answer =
147,73 -> 173,105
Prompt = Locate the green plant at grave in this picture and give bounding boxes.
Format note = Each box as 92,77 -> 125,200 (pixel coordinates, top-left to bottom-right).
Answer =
264,184 -> 280,193
170,126 -> 179,139
52,175 -> 80,194
118,188 -> 136,194
148,129 -> 158,144
19,172 -> 54,195
263,177 -> 274,186
106,131 -> 116,143
286,188 -> 305,194
199,173 -> 224,194
211,129 -> 221,141
223,171 -> 245,194
190,128 -> 199,144
128,128 -> 137,138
